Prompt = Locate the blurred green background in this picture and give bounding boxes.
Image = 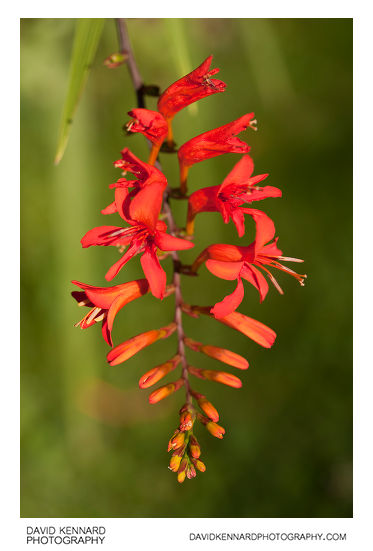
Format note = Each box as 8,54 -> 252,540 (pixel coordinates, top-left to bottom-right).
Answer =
20,18 -> 352,518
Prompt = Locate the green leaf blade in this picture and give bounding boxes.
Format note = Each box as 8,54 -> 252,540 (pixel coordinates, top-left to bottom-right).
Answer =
54,18 -> 104,165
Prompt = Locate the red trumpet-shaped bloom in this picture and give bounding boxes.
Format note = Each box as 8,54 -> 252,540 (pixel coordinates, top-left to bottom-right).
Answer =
81,183 -> 194,298
157,55 -> 226,121
102,148 -> 167,216
193,209 -> 306,318
178,113 -> 256,168
126,109 -> 169,165
178,114 -> 257,195
72,279 -> 149,346
187,155 -> 281,236
112,147 -> 167,185
126,108 -> 168,146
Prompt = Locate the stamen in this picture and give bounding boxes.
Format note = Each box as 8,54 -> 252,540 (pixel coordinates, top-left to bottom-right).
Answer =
249,119 -> 258,131
77,298 -> 90,307
266,259 -> 307,286
86,307 -> 102,325
259,264 -> 284,294
110,229 -> 127,237
276,256 -> 304,263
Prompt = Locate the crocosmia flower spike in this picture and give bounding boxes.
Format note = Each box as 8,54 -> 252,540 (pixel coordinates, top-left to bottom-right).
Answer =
72,35 -> 305,484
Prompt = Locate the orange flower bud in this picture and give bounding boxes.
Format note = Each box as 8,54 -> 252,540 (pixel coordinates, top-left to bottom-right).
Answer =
179,411 -> 193,431
177,470 -> 186,483
148,378 -> 184,404
185,337 -> 248,370
189,366 -> 242,388
104,52 -> 128,68
139,355 -> 180,389
182,304 -> 276,349
189,435 -> 201,458
197,397 -> 220,422
169,454 -> 182,472
219,311 -> 276,348
206,421 -> 225,439
179,405 -> 196,431
201,344 -> 248,370
169,430 -> 185,451
187,463 -> 197,479
107,323 -> 176,366
194,459 -> 206,472
167,431 -> 178,452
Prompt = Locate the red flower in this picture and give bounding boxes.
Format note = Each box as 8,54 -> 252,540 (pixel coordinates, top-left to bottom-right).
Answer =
126,108 -> 168,146
102,148 -> 167,216
192,209 -> 306,318
177,114 -> 257,195
157,55 -> 226,144
186,154 -> 281,235
72,279 -> 149,346
81,184 -> 194,298
126,109 -> 168,165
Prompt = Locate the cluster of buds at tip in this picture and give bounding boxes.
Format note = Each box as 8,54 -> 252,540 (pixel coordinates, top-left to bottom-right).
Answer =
72,48 -> 305,482
168,405 -> 207,483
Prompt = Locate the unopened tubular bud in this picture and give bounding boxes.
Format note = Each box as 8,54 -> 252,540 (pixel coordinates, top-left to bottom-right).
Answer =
187,464 -> 197,479
139,355 -> 180,389
167,431 -> 178,452
203,344 -> 248,370
206,421 -> 225,439
169,430 -> 185,451
198,397 -> 220,422
179,405 -> 196,431
185,337 -> 248,369
169,454 -> 182,472
148,378 -> 184,404
189,366 -> 242,389
177,471 -> 186,484
107,323 -> 176,366
194,459 -> 206,472
182,305 -> 276,349
189,435 -> 201,458
104,52 -> 128,68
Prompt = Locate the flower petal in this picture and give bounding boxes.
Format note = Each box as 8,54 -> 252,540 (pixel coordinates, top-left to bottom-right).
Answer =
106,281 -> 150,334
81,226 -> 129,248
105,243 -> 139,281
243,208 -> 276,249
101,318 -> 112,347
154,230 -> 194,251
231,209 -> 246,237
205,243 -> 244,262
72,279 -> 149,309
140,248 -> 166,299
129,182 -> 165,229
241,264 -> 269,302
101,201 -> 117,215
210,278 -> 245,318
205,259 -> 244,280
219,154 -> 254,193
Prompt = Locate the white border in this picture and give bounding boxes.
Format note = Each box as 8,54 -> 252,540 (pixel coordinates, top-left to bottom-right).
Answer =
4,2 -> 372,549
